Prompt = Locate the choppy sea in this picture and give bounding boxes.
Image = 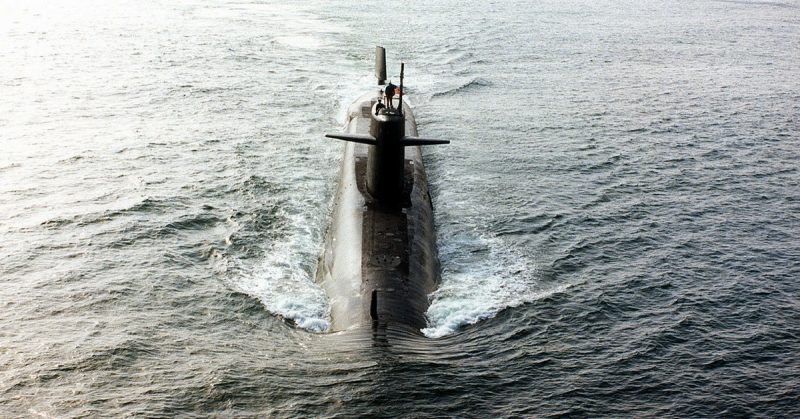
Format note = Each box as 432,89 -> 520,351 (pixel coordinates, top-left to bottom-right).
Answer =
1,0 -> 799,416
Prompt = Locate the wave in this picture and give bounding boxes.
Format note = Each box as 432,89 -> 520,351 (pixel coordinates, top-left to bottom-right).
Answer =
38,197 -> 170,230
422,231 -> 570,338
431,77 -> 492,98
228,176 -> 335,333
234,213 -> 330,332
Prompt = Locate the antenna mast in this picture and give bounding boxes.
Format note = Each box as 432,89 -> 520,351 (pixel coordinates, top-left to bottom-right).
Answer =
398,63 -> 404,115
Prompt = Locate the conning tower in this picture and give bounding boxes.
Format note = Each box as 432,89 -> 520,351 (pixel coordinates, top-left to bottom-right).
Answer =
326,46 -> 448,207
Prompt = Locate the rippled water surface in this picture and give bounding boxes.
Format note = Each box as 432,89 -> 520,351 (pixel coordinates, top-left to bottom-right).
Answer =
2,0 -> 799,416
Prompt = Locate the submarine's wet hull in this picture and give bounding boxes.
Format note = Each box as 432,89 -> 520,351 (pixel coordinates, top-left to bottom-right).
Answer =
317,91 -> 440,333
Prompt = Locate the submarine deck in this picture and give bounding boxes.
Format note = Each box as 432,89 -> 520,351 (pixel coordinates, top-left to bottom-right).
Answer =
317,92 -> 440,333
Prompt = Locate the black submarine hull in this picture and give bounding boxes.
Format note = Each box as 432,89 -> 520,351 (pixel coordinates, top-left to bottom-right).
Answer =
317,91 -> 441,333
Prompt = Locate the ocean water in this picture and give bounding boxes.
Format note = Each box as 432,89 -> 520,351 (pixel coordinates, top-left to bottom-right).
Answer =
2,0 -> 799,416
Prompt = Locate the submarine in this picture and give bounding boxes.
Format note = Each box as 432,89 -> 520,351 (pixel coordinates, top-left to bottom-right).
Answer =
317,47 -> 448,334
